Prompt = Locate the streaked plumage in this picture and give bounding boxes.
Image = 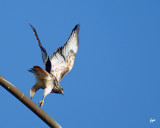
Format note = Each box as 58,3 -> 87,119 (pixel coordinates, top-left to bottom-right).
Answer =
29,24 -> 79,107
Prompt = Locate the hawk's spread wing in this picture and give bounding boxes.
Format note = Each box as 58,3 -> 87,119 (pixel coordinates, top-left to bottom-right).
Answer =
30,24 -> 79,82
30,24 -> 51,73
50,25 -> 79,81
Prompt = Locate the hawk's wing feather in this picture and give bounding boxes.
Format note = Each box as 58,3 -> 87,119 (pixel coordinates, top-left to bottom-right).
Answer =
50,24 -> 79,81
30,24 -> 51,73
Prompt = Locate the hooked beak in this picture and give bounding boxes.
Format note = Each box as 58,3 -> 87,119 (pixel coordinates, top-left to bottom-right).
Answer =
61,90 -> 64,95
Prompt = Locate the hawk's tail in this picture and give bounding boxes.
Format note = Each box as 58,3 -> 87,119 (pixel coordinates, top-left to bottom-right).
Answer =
28,66 -> 50,77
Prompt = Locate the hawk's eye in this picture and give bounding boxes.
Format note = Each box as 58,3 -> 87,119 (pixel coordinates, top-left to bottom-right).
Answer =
62,88 -> 63,90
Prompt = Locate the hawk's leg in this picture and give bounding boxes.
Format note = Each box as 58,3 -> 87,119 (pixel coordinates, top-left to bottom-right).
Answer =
39,86 -> 52,108
30,84 -> 40,100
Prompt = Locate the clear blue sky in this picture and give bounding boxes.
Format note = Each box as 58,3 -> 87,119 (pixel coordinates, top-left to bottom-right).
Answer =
0,0 -> 160,128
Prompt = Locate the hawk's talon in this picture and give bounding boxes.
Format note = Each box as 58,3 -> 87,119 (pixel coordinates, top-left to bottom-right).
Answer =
39,100 -> 44,108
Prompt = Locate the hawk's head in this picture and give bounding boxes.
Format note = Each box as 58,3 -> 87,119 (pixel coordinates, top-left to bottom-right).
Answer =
52,79 -> 64,95
52,87 -> 64,95
56,88 -> 64,95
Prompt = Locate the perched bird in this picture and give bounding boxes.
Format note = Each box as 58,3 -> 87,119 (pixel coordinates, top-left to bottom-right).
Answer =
28,24 -> 79,107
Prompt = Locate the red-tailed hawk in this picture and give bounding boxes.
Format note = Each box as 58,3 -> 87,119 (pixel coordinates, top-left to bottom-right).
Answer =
28,24 -> 79,107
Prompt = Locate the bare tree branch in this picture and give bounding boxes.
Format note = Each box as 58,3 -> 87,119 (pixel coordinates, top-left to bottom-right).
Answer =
0,75 -> 62,128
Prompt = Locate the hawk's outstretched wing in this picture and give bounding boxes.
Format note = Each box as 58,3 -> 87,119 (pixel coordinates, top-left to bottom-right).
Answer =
50,24 -> 79,81
30,24 -> 79,82
30,24 -> 51,73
